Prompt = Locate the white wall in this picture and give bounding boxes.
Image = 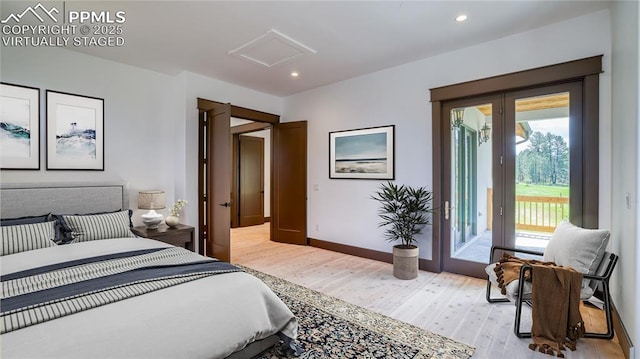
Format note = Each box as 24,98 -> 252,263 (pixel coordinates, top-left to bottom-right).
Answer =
611,0 -> 640,351
283,10 -> 612,263
0,45 -> 181,225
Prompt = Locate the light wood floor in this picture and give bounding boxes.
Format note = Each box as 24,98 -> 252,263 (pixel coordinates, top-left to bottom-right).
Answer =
231,223 -> 624,359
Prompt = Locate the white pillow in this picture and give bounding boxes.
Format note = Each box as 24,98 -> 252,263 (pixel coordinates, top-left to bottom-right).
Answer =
1,221 -> 57,255
543,220 -> 609,275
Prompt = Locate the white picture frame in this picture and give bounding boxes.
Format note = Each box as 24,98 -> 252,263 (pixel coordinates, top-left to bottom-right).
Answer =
46,90 -> 104,170
329,125 -> 395,179
0,82 -> 40,170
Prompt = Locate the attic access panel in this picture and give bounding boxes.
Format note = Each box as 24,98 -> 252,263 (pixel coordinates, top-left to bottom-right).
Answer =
228,29 -> 316,68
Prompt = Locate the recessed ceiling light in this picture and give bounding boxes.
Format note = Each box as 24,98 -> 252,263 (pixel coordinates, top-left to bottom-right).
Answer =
291,71 -> 299,77
456,14 -> 467,22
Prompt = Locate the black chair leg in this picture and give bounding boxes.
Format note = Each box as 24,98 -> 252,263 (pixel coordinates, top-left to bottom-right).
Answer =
514,298 -> 532,338
515,293 -> 614,339
514,265 -> 532,338
584,283 -> 614,339
486,280 -> 510,304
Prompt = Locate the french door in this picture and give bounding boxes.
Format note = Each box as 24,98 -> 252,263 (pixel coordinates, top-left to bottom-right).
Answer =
441,82 -> 586,278
442,96 -> 503,277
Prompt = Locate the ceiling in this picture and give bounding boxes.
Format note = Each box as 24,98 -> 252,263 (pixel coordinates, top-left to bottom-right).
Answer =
1,1 -> 612,97
476,93 -> 569,116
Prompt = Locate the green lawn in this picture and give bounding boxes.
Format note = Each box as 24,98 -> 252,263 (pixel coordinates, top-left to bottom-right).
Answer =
515,183 -> 570,226
516,183 -> 569,197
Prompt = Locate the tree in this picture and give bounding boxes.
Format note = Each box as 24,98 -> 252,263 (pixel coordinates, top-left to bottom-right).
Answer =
516,131 -> 569,186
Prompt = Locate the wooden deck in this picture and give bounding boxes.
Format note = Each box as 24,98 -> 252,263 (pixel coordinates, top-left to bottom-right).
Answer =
231,223 -> 624,359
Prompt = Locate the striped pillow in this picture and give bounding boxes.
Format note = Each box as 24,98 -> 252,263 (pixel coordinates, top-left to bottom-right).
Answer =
1,221 -> 57,256
62,210 -> 135,243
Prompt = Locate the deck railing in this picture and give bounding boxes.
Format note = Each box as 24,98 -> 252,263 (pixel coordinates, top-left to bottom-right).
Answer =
486,189 -> 569,233
515,195 -> 569,233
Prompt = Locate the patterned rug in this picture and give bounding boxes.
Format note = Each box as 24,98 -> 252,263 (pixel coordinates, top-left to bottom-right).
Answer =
239,266 -> 475,359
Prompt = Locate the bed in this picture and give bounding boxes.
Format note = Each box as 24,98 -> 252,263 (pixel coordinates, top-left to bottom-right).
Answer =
0,183 -> 298,359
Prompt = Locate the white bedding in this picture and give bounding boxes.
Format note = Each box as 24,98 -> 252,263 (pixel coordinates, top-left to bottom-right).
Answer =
1,237 -> 297,359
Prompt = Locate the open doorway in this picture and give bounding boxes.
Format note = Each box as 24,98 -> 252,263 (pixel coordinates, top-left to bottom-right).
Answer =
230,118 -> 273,254
197,98 -> 308,262
230,118 -> 272,229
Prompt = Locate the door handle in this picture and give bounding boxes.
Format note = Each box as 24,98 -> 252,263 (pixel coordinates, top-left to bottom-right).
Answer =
219,202 -> 231,208
444,201 -> 455,220
444,201 -> 449,220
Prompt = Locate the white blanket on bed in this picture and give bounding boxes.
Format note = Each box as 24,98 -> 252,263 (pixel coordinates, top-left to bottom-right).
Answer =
1,238 -> 297,359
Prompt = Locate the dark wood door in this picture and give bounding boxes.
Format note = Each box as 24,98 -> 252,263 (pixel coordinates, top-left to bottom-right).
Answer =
205,103 -> 231,262
239,135 -> 265,227
271,121 -> 307,245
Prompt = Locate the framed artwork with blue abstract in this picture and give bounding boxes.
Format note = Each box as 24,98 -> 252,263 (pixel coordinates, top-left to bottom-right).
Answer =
46,90 -> 104,170
329,125 -> 394,179
0,82 -> 40,170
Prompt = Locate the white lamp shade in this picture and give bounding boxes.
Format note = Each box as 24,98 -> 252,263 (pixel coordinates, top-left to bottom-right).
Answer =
138,191 -> 166,210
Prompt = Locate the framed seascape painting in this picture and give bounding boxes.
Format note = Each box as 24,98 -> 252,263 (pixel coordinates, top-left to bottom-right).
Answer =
329,125 -> 394,179
0,83 -> 40,170
46,90 -> 104,170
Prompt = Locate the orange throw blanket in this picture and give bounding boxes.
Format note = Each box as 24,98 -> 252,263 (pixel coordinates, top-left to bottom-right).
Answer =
493,254 -> 585,357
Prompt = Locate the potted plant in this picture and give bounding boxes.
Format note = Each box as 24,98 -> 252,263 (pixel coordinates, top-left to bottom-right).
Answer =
371,181 -> 433,280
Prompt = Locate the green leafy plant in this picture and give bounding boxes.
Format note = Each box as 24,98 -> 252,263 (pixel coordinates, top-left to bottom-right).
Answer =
371,181 -> 433,248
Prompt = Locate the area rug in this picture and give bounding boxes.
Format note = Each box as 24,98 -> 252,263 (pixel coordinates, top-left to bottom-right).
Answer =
239,265 -> 475,359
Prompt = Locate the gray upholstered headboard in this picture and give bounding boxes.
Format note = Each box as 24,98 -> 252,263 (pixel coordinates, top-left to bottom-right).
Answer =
0,182 -> 129,218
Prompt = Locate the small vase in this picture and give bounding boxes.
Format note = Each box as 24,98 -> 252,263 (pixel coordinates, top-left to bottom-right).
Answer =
165,215 -> 180,227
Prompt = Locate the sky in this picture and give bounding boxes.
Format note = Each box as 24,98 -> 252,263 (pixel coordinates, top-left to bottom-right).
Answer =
516,117 -> 569,153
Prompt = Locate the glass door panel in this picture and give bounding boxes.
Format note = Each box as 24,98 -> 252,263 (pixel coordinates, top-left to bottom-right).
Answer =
513,92 -> 570,252
444,101 -> 495,275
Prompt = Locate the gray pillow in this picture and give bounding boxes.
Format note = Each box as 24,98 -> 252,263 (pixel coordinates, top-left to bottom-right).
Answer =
54,209 -> 133,244
543,220 -> 609,275
543,220 -> 609,297
61,210 -> 135,243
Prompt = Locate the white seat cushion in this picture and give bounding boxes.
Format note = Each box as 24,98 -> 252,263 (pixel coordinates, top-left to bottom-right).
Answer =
485,263 -> 532,302
486,262 -> 593,302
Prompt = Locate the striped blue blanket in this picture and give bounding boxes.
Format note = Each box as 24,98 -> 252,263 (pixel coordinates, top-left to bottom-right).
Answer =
1,247 -> 240,333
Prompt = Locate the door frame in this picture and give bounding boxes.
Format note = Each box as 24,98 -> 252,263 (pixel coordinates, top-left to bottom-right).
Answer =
430,56 -> 602,276
197,99 -> 278,257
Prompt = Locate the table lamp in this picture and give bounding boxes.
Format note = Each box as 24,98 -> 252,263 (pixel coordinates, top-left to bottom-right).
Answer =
138,190 -> 166,229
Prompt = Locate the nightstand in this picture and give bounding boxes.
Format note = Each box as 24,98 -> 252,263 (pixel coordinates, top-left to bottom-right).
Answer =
132,224 -> 195,251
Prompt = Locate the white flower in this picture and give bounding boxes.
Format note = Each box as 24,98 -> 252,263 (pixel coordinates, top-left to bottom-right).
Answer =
170,199 -> 188,216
